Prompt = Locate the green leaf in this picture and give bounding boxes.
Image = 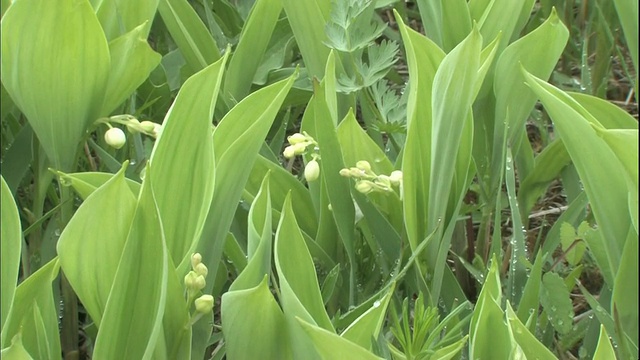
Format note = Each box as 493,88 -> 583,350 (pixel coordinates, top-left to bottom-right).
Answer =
1,176 -> 21,332
275,195 -> 334,331
516,251 -> 546,327
56,164 -> 137,326
1,0 -> 110,171
149,54 -> 227,274
1,334 -> 34,360
199,71 -> 296,293
523,70 -> 632,283
394,10 -> 444,252
94,0 -> 159,41
224,0 -> 282,101
540,272 -> 574,335
297,318 -> 384,360
92,175 -> 169,359
469,256 -> 511,359
1,259 -> 60,358
221,276 -> 292,359
229,173 -> 272,292
341,284 -> 394,350
100,22 -> 162,116
158,0 -> 220,74
593,325 -> 617,360
506,302 -> 557,360
281,0 -> 331,78
55,171 -> 141,200
612,226 -> 639,349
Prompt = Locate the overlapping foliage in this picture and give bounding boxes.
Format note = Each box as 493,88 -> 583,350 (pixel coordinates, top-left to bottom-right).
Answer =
1,0 -> 637,359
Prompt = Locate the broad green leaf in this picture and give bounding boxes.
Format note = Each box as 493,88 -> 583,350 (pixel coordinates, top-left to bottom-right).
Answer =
516,252 -> 546,327
221,276 -> 292,360
92,175 -> 168,359
1,259 -> 60,358
297,318 -> 384,360
1,334 -> 34,360
55,171 -> 141,200
275,195 -> 333,331
593,325 -> 617,360
469,0 -> 532,51
57,164 -> 137,326
540,272 -> 574,335
224,0 -> 281,101
243,155 -> 317,238
592,127 -> 638,189
612,227 -> 639,348
149,54 -> 227,274
469,256 -> 510,359
494,8 -> 569,145
312,80 -> 357,303
341,284 -> 394,350
281,0 -> 331,79
1,0 -> 110,171
100,22 -> 162,116
506,302 -> 557,360
158,0 -> 220,74
229,173 -> 272,292
395,10 -> 445,251
430,335 -> 469,360
440,0 -> 472,52
199,71 -> 296,294
159,259 -> 191,359
1,176 -> 21,332
93,0 -> 159,41
569,92 -> 638,130
523,70 -> 631,279
612,0 -> 638,85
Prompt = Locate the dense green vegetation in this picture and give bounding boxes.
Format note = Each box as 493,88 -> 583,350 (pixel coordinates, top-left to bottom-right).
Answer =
1,0 -> 637,359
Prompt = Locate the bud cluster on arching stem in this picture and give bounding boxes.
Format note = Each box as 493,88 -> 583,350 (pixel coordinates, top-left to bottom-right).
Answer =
340,160 -> 403,200
283,131 -> 321,182
94,114 -> 163,150
184,253 -> 214,326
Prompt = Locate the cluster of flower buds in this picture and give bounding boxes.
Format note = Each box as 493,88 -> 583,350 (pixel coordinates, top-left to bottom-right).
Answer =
283,132 -> 321,182
340,160 -> 403,198
97,114 -> 163,149
185,253 -> 214,316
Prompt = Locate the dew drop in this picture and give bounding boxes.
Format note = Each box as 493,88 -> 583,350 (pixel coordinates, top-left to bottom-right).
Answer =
54,229 -> 61,237
373,300 -> 381,308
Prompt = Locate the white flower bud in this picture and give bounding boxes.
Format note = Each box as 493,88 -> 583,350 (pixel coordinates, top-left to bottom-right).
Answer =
194,263 -> 208,277
356,160 -> 371,172
355,180 -> 374,194
283,145 -> 296,159
287,133 -> 307,145
339,168 -> 351,177
194,295 -> 214,314
126,118 -> 141,133
292,142 -> 308,155
184,271 -> 198,289
191,253 -> 202,270
153,123 -> 163,138
389,170 -> 403,185
304,160 -> 320,182
194,275 -> 206,290
104,127 -> 126,149
140,121 -> 156,133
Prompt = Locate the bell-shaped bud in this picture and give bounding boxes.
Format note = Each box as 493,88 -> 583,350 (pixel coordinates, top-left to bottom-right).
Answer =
191,253 -> 202,270
152,123 -> 163,138
304,160 -> 320,182
105,127 -> 126,149
389,170 -> 403,185
356,160 -> 371,172
339,168 -> 351,177
195,294 -> 214,314
194,275 -> 206,290
140,121 -> 157,133
355,180 -> 374,194
126,118 -> 141,133
194,263 -> 208,277
283,145 -> 296,159
287,133 -> 307,145
184,271 -> 198,289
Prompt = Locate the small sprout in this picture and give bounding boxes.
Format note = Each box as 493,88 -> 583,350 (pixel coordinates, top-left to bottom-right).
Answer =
195,295 -> 214,314
104,127 -> 126,149
304,159 -> 320,182
355,180 -> 374,194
